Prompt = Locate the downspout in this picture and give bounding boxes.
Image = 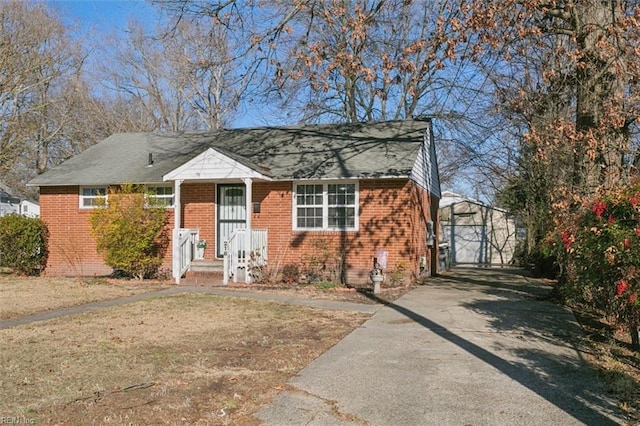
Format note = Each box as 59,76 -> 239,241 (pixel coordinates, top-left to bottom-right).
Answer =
243,177 -> 252,283
172,179 -> 183,284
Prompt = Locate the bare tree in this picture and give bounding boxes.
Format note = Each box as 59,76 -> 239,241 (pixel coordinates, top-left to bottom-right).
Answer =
152,0 -> 499,190
98,16 -> 245,132
273,0 -> 475,123
468,1 -> 640,200
0,0 -> 91,192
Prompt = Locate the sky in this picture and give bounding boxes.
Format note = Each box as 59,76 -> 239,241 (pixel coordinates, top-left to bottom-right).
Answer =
42,0 -> 474,195
50,0 -> 158,32
47,0 -> 283,128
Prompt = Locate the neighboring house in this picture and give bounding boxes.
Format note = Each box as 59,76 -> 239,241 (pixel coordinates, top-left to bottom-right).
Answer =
19,199 -> 40,218
439,191 -> 517,266
0,182 -> 40,218
28,119 -> 441,284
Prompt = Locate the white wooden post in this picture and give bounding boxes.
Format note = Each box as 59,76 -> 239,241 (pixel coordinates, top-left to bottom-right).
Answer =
222,240 -> 229,286
172,179 -> 183,284
243,178 -> 252,283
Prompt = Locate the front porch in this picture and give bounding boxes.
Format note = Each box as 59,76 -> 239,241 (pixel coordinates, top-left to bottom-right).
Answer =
164,147 -> 273,285
173,227 -> 268,285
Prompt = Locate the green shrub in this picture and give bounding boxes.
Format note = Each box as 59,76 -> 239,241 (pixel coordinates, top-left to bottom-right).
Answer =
0,214 -> 49,275
549,180 -> 640,349
90,184 -> 169,280
314,280 -> 338,290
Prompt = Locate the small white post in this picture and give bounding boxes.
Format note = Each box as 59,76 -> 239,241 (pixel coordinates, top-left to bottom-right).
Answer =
243,178 -> 252,283
172,179 -> 183,284
222,240 -> 229,286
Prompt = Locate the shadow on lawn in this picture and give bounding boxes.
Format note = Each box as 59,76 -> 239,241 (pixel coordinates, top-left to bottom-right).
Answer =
358,267 -> 626,425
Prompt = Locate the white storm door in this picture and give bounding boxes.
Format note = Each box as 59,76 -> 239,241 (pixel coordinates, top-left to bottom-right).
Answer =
216,184 -> 246,257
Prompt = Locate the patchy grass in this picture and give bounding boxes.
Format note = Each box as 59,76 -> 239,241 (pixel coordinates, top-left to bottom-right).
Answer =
223,281 -> 414,305
1,293 -> 368,425
572,308 -> 640,422
0,275 -> 169,319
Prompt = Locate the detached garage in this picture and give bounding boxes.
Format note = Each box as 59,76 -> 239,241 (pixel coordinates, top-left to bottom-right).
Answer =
439,191 -> 518,266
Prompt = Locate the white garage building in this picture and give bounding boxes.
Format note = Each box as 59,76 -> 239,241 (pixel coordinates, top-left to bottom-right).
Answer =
439,191 -> 518,266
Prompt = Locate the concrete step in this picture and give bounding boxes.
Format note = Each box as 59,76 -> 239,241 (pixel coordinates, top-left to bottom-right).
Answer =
182,259 -> 224,285
182,259 -> 250,285
189,259 -> 224,273
180,271 -> 224,286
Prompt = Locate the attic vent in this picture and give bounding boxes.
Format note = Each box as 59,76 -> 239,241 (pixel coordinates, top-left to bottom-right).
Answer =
148,153 -> 154,167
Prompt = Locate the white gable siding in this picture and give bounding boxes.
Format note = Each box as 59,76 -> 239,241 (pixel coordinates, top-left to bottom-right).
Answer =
164,148 -> 270,181
20,200 -> 40,217
410,126 -> 441,197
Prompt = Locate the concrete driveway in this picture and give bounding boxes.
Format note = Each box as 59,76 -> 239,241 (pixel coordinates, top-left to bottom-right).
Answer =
256,268 -> 626,425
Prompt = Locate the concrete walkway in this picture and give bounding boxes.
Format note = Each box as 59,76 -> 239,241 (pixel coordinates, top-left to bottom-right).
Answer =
0,285 -> 381,330
256,268 -> 627,425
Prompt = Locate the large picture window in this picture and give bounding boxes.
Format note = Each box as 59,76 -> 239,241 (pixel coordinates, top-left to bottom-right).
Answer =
79,186 -> 107,208
294,181 -> 358,230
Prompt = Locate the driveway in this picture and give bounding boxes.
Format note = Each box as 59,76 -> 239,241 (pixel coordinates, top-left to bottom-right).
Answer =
256,268 -> 626,425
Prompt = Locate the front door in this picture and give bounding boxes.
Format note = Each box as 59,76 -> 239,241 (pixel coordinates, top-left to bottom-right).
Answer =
217,184 -> 246,257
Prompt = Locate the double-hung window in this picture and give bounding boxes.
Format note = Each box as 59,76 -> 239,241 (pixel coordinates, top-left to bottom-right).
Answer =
147,185 -> 174,207
294,181 -> 358,230
79,186 -> 107,208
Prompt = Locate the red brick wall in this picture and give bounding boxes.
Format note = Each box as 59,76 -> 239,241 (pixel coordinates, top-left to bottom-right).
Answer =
40,186 -> 107,276
40,179 -> 435,283
252,179 -> 435,283
181,183 -> 216,259
40,186 -> 175,277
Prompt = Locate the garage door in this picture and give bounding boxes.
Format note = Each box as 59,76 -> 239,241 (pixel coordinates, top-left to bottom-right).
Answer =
443,225 -> 487,264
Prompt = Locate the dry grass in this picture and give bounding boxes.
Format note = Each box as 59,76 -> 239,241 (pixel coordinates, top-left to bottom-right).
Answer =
1,293 -> 368,425
572,309 -> 640,422
222,281 -> 413,305
0,275 -> 170,319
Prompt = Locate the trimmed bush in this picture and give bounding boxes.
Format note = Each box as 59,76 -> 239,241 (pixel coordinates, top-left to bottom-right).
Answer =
0,214 -> 49,275
90,184 -> 169,280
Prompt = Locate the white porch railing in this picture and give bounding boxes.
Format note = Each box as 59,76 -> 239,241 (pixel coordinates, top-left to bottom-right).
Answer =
173,228 -> 199,284
223,229 -> 268,284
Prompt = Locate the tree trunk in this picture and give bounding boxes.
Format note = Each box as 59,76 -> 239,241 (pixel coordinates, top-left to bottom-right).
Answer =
574,0 -> 628,194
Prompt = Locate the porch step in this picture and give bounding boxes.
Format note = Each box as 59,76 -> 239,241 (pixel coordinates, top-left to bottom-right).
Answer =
181,271 -> 224,286
182,259 -> 224,285
189,259 -> 224,273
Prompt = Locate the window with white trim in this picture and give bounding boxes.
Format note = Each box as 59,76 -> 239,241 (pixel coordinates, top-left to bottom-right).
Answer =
147,185 -> 174,207
79,186 -> 107,208
294,181 -> 358,230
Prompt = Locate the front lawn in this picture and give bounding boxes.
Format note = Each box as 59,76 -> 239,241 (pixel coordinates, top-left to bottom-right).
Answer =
1,293 -> 368,424
0,275 -> 169,319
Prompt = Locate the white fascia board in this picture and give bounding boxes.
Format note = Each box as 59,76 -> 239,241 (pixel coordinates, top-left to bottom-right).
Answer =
163,148 -> 271,182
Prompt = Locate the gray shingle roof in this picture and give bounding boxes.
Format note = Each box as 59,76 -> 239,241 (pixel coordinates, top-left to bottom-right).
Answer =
29,119 -> 431,186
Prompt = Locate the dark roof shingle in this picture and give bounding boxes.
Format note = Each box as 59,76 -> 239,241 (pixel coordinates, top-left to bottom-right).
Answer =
29,119 -> 431,186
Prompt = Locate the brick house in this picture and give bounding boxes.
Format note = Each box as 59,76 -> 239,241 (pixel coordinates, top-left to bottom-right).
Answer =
28,119 -> 441,285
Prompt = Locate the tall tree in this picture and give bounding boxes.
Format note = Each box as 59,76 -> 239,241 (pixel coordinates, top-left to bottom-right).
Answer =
0,0 -> 88,191
273,0 -> 474,124
469,0 -> 640,203
154,0 -> 499,189
461,0 -> 640,272
100,17 -> 244,131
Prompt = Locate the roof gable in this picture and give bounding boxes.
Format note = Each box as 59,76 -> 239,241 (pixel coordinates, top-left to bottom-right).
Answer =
164,148 -> 272,181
